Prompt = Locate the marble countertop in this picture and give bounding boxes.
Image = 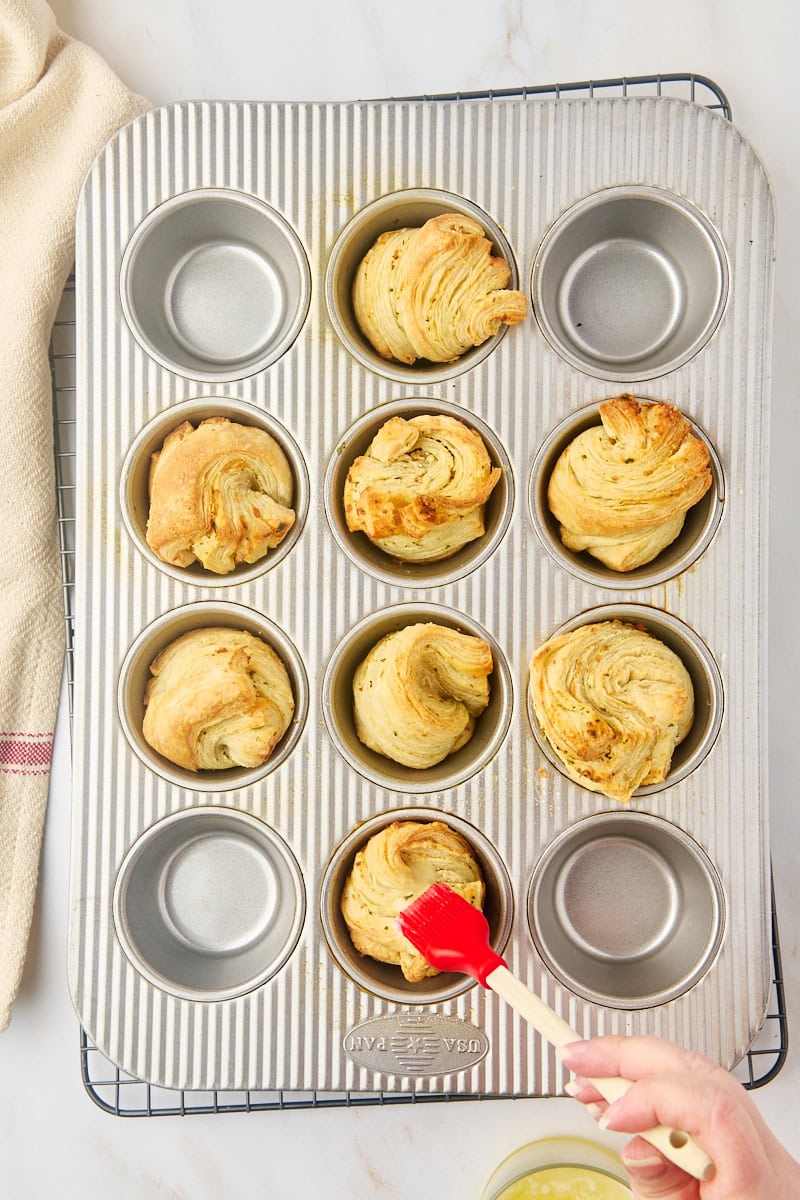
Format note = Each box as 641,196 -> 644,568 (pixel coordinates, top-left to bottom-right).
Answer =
5,2 -> 799,1196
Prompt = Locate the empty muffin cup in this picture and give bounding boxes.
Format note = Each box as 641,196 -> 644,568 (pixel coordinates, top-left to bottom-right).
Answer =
120,396 -> 309,586
528,811 -> 725,1008
324,396 -> 514,588
121,188 -> 311,381
530,399 -> 724,589
527,604 -> 724,798
322,603 -> 513,793
118,601 -> 308,793
325,188 -> 521,383
113,806 -> 306,1001
320,806 -> 513,1005
532,186 -> 729,380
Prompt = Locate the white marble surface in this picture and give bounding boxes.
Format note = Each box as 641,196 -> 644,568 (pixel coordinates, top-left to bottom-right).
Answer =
5,1 -> 800,1196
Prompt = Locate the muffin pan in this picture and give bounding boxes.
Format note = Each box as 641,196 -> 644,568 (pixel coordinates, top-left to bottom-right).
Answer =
70,97 -> 774,1094
113,806 -> 306,1001
531,185 -> 729,381
527,811 -> 725,1009
120,188 -> 311,381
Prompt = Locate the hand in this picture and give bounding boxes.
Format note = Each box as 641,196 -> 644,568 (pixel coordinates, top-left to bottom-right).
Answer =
560,1035 -> 800,1200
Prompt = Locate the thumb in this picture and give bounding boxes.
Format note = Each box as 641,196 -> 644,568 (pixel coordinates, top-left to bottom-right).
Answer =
620,1137 -> 700,1200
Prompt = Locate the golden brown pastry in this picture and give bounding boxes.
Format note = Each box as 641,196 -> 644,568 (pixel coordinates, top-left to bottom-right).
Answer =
529,620 -> 694,803
353,623 -> 493,768
142,627 -> 295,771
146,416 -> 295,574
352,212 -> 527,365
547,396 -> 712,571
341,820 -> 485,981
343,414 -> 501,562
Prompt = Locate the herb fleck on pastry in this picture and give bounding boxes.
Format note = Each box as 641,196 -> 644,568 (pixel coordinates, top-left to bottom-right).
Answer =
344,413 -> 501,562
142,627 -> 295,771
353,622 -> 493,768
547,396 -> 712,572
529,620 -> 694,803
341,820 -> 485,982
352,212 -> 526,365
146,416 -> 295,574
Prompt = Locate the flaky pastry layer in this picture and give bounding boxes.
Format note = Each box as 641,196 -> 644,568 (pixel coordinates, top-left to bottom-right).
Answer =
143,627 -> 294,771
352,212 -> 526,364
344,413 -> 501,561
353,622 -> 493,768
547,396 -> 712,571
341,820 -> 485,982
146,416 -> 295,574
530,620 -> 694,803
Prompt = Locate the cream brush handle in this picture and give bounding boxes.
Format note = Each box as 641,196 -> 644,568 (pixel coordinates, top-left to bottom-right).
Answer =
485,965 -> 715,1184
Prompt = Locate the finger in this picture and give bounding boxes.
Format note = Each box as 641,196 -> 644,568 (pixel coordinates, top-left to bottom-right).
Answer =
564,1076 -> 607,1105
560,1036 -> 718,1085
566,1042 -> 800,1195
599,1070 -> 784,1191
599,1070 -> 749,1144
620,1137 -> 700,1200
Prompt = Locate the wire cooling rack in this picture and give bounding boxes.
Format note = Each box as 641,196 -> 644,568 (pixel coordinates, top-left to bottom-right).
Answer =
52,72 -> 787,1116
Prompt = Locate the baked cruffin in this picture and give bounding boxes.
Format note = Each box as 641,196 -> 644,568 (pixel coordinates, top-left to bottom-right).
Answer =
546,396 -> 713,572
529,620 -> 694,803
343,413 -> 502,562
146,416 -> 295,574
352,212 -> 527,365
340,820 -> 485,981
353,622 -> 493,768
142,627 -> 295,771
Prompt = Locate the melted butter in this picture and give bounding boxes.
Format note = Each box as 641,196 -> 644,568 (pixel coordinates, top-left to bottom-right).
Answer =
495,1165 -> 631,1200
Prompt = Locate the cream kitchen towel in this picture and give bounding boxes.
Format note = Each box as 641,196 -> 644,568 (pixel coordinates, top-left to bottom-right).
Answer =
0,0 -> 147,1030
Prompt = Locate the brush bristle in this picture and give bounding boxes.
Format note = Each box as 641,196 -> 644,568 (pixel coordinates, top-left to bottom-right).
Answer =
397,883 -> 506,984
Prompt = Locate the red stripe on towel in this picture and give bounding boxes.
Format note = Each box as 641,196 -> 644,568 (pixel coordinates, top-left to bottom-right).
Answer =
0,734 -> 54,772
0,731 -> 53,738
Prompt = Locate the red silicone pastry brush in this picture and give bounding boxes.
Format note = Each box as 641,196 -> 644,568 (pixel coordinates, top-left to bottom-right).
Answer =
397,882 -> 715,1184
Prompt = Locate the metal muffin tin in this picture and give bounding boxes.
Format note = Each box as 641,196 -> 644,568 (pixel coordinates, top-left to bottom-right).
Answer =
528,811 -> 726,1009
113,805 -> 306,1002
121,187 -> 311,381
531,184 -> 730,381
70,96 -> 774,1094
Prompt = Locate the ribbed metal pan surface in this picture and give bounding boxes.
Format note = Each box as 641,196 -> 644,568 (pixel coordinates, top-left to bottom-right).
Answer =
69,97 -> 774,1093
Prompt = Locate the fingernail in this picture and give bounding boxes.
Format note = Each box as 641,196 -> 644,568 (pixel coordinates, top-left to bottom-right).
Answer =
597,1106 -> 615,1130
556,1039 -> 587,1065
563,1080 -> 581,1097
621,1153 -> 666,1171
587,1102 -> 605,1121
